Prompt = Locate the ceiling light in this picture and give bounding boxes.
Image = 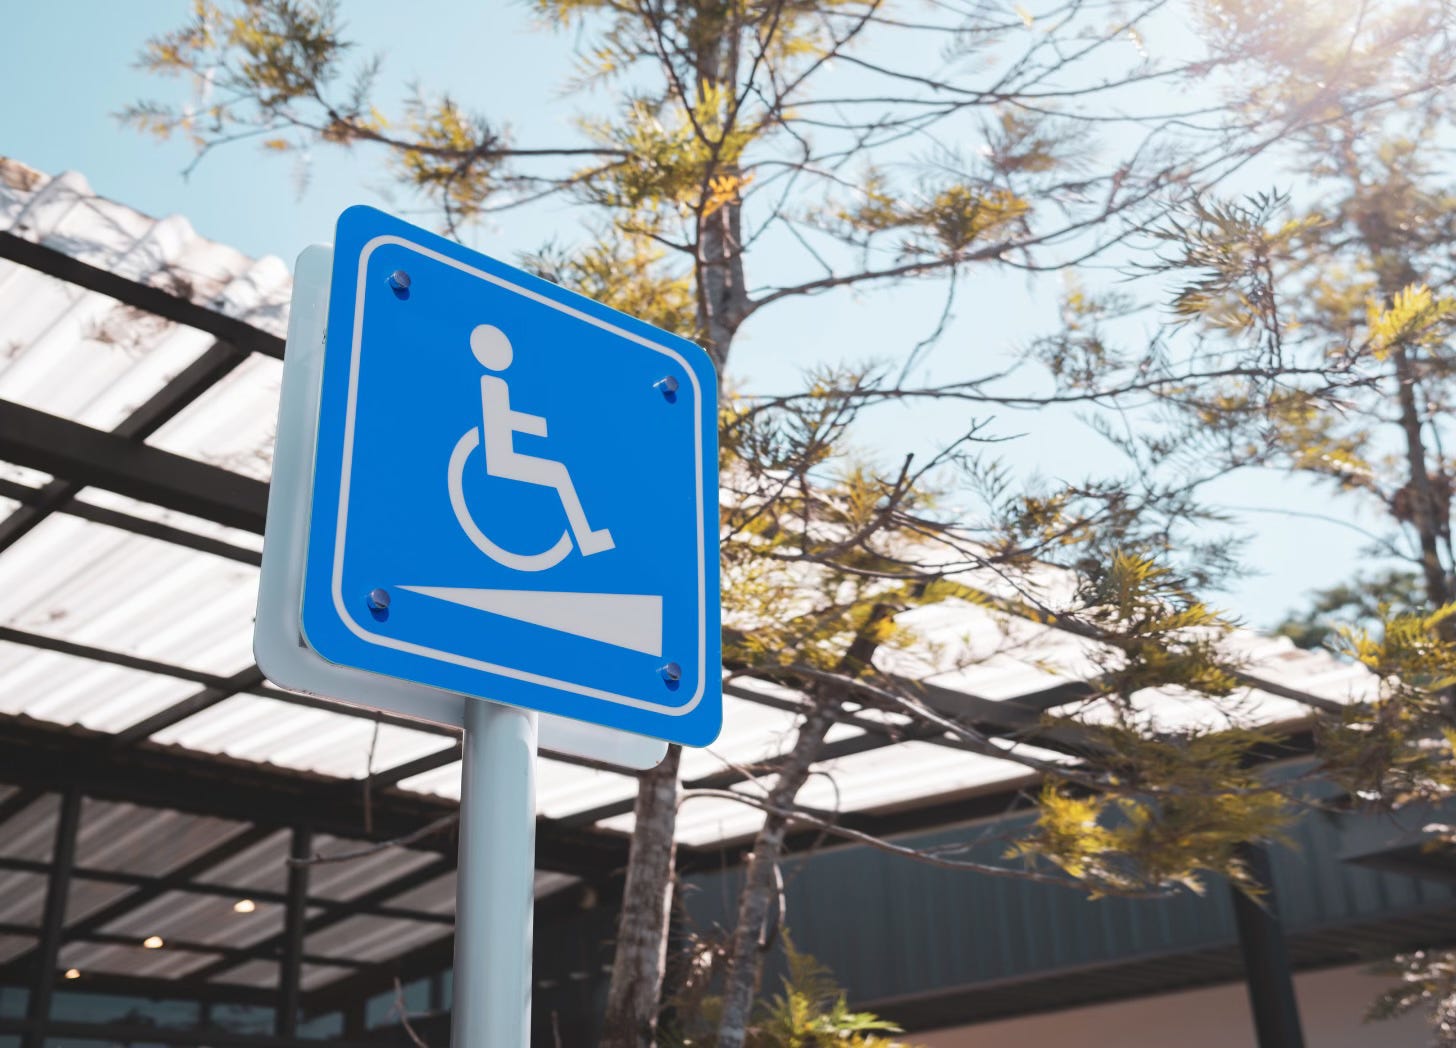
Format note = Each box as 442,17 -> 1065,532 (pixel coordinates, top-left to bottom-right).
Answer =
233,899 -> 256,914
142,935 -> 164,949
64,968 -> 80,980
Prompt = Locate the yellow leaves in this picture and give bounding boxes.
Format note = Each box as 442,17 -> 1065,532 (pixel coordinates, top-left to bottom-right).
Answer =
827,174 -> 1031,257
262,137 -> 290,151
1364,283 -> 1456,360
703,171 -> 753,218
1320,605 -> 1456,809
1307,266 -> 1376,331
1014,3 -> 1035,27
1011,787 -> 1117,881
137,0 -> 219,74
1073,552 -> 1242,701
1260,389 -> 1373,485
1012,730 -> 1293,895
920,184 -> 1029,254
579,88 -> 756,215
1159,194 -> 1322,340
522,233 -> 695,339
832,168 -> 902,233
1335,603 -> 1456,685
388,95 -> 505,223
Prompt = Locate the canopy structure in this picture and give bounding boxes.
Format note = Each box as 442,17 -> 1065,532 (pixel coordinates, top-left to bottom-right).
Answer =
0,158 -> 1396,1046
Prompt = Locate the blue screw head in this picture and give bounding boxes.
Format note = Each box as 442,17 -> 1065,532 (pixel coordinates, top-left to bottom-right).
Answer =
654,375 -> 679,398
366,588 -> 391,611
658,661 -> 682,684
386,270 -> 411,293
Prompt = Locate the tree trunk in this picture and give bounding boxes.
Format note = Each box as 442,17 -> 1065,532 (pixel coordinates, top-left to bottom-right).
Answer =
596,193 -> 745,1048
600,746 -> 683,1048
601,29 -> 750,1038
713,704 -> 837,1048
697,195 -> 749,370
1344,166 -> 1453,611
1388,340 -> 1451,608
713,603 -> 899,1048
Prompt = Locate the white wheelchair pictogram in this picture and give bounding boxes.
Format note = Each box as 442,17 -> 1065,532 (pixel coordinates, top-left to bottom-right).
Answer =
447,324 -> 616,573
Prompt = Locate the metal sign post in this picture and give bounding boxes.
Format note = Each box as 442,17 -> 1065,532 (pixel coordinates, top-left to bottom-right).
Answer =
258,207 -> 721,1047
452,700 -> 538,1047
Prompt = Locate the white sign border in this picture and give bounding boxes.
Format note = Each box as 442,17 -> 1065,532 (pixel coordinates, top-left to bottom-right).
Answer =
319,235 -> 710,716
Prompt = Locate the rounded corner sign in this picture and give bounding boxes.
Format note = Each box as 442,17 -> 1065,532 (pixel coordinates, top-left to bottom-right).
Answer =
300,206 -> 721,747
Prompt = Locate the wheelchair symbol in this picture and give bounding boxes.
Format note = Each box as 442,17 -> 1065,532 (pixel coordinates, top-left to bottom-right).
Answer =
447,324 -> 615,573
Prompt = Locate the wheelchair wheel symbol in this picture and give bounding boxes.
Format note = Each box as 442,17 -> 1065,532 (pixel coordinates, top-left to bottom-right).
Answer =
448,427 -> 572,573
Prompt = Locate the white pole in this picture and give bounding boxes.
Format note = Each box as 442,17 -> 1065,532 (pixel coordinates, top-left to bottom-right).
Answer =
452,699 -> 538,1047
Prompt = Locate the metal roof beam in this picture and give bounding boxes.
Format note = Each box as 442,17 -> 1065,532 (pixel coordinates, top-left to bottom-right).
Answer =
0,340 -> 251,556
365,743 -> 463,790
112,667 -> 267,746
0,855 -> 453,925
0,624 -> 458,739
0,823 -> 276,979
22,786 -> 79,1048
0,477 -> 260,565
0,968 -> 276,1008
0,231 -> 286,360
0,717 -> 631,877
0,920 -> 369,971
0,399 -> 268,533
0,788 -> 44,830
560,718 -> 948,828
186,857 -> 457,984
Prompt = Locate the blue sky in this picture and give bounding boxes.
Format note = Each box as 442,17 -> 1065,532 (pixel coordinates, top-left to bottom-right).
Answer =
0,1 -> 1382,629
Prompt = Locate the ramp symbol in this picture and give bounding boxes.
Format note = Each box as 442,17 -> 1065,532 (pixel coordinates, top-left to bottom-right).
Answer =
402,325 -> 662,655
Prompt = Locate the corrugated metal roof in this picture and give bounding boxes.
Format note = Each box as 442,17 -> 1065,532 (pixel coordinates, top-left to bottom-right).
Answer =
0,157 -> 1381,993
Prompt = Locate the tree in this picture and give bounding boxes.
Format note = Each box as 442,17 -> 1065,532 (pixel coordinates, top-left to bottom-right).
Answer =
1024,1 -> 1456,1040
125,2 -> 1456,1045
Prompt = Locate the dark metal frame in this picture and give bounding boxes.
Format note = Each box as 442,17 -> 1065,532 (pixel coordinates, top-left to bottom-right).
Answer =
20,787 -> 80,1048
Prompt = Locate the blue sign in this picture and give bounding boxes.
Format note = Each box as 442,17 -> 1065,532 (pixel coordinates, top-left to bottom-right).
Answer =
301,207 -> 720,746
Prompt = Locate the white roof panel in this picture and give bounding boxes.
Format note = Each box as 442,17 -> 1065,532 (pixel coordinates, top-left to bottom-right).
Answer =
75,486 -> 266,554
0,514 -> 258,676
0,640 -> 196,733
148,353 -> 283,481
154,694 -> 448,781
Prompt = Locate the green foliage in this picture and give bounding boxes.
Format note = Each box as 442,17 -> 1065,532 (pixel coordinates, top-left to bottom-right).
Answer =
1002,554 -> 1294,894
717,372 -> 945,675
665,935 -> 921,1048
1032,275 -> 1134,390
1188,0 -> 1450,145
1318,605 -> 1456,809
1366,284 -> 1456,361
820,174 -> 1031,259
522,234 -> 696,339
1152,191 -> 1320,360
390,92 -> 505,225
1076,553 -> 1240,700
124,0 -> 507,222
125,0 -> 357,141
1013,730 -> 1292,895
752,943 -> 913,1048
579,89 -> 756,216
